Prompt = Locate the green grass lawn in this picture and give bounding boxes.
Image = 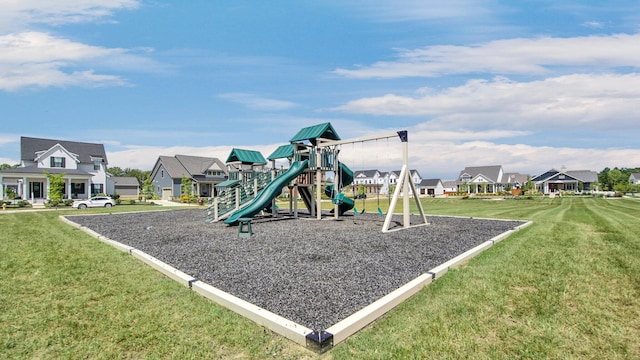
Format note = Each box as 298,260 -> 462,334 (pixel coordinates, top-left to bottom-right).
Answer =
2,197 -> 639,359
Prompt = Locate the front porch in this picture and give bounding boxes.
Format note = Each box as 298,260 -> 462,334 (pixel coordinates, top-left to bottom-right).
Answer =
0,171 -> 95,203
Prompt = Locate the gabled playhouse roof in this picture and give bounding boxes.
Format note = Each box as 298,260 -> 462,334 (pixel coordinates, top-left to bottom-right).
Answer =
267,144 -> 294,161
289,122 -> 341,145
226,148 -> 267,165
21,136 -> 107,164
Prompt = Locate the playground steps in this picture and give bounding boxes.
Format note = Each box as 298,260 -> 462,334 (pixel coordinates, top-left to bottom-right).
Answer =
205,171 -> 275,223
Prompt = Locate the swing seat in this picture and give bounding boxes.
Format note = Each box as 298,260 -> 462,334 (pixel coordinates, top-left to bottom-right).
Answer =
377,207 -> 385,216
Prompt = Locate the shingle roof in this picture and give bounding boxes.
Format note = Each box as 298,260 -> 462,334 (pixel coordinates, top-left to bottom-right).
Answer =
157,155 -> 190,179
155,155 -> 227,179
110,176 -> 140,186
21,136 -> 107,164
354,170 -> 380,178
504,172 -> 529,185
566,170 -> 598,183
458,165 -> 502,183
226,148 -> 267,165
289,122 -> 341,145
420,179 -> 442,187
175,154 -> 226,175
533,169 -> 598,183
267,144 -> 294,160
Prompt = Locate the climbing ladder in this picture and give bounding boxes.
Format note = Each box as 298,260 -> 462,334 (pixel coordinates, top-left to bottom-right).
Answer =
205,170 -> 275,223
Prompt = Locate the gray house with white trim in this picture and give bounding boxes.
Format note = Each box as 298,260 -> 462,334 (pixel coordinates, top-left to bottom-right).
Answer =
150,154 -> 227,200
531,168 -> 598,194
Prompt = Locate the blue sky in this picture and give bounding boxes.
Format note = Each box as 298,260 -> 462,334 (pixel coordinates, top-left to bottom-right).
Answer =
1,1 -> 639,179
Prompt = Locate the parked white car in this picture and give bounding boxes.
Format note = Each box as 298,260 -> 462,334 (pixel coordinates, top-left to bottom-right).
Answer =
72,196 -> 116,209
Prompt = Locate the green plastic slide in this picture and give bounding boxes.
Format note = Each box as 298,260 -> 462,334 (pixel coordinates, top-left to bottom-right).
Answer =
324,162 -> 354,215
224,160 -> 309,225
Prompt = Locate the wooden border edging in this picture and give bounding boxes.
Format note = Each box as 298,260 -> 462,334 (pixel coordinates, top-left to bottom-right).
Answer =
130,250 -> 197,288
326,272 -> 433,345
60,214 -> 532,353
191,281 -> 312,346
60,215 -> 313,349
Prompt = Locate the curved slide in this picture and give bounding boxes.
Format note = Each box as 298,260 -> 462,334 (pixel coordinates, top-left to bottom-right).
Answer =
325,162 -> 355,215
224,160 -> 309,225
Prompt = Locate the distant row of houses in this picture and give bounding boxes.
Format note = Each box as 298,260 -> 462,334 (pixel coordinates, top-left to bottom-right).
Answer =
351,165 -> 602,196
0,136 -> 635,203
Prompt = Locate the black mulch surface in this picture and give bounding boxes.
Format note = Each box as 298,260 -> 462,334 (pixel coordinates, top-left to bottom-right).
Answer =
67,209 -> 525,330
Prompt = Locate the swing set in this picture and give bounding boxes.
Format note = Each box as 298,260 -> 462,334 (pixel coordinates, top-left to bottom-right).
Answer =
317,130 -> 428,233
351,141 -> 389,217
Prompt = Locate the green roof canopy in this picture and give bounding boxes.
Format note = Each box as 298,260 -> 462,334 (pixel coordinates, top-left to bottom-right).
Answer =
289,122 -> 341,145
225,148 -> 267,165
267,144 -> 294,160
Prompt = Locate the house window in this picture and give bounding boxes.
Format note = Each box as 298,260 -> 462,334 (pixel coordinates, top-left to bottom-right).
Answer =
93,159 -> 101,171
161,170 -> 164,178
91,184 -> 104,196
50,157 -> 65,168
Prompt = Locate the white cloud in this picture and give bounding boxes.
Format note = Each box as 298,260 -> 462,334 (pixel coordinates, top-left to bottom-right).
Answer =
0,0 -> 139,31
339,0 -> 494,23
334,33 -> 640,78
104,135 -> 640,181
0,135 -> 19,147
0,32 -> 167,90
582,21 -> 604,29
333,73 -> 640,131
107,143 -> 288,170
218,93 -> 298,111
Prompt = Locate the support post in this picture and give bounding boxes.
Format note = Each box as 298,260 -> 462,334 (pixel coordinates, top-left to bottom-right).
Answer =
316,147 -> 322,220
382,131 -> 427,232
402,134 -> 410,228
214,197 -> 219,221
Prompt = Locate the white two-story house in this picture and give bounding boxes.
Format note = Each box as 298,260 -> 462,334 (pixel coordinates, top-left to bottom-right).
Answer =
353,169 -> 422,195
0,137 -> 109,203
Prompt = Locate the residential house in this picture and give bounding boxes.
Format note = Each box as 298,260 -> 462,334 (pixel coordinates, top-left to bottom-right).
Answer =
630,173 -> 640,185
503,172 -> 529,189
457,165 -> 504,193
531,168 -> 598,194
150,155 -> 227,200
107,176 -> 140,199
353,169 -> 386,195
419,179 -> 444,196
388,169 -> 422,195
0,136 -> 108,203
442,180 -> 459,194
352,169 -> 422,195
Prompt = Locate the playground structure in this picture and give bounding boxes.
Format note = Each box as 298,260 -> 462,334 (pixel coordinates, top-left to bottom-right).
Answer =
206,122 -> 427,232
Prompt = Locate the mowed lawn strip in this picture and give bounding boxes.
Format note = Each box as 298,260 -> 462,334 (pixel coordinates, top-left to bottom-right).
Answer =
332,197 -> 640,359
0,209 -> 316,359
1,198 -> 639,358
